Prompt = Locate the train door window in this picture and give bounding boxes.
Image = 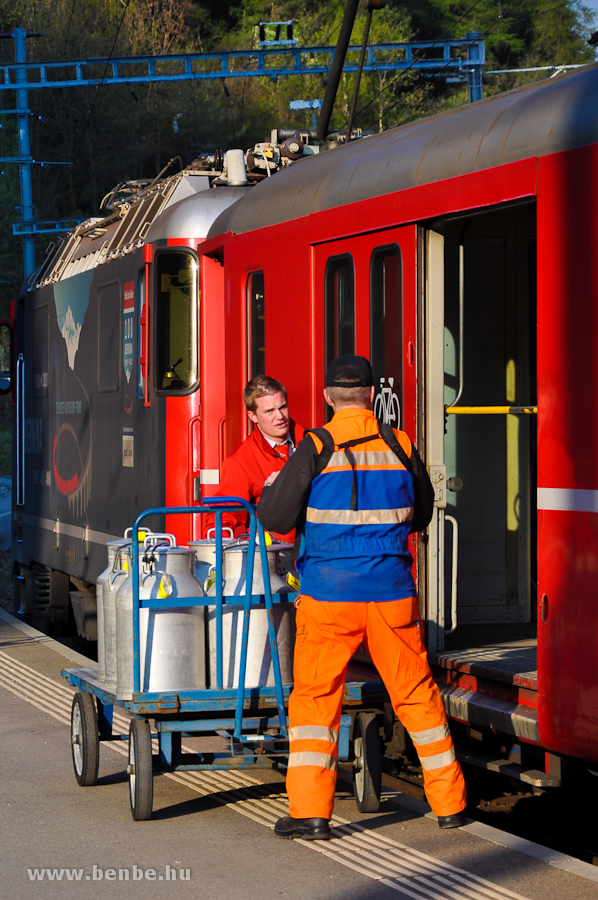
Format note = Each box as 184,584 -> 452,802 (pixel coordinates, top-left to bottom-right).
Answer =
98,282 -> 120,392
137,269 -> 145,400
370,245 -> 402,428
247,270 -> 265,379
154,249 -> 199,394
325,254 -> 355,369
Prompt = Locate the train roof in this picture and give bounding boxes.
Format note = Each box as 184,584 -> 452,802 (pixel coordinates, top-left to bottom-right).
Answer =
29,175 -> 247,292
208,63 -> 598,238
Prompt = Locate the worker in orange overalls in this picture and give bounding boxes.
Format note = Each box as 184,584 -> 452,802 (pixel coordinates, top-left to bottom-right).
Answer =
257,355 -> 467,841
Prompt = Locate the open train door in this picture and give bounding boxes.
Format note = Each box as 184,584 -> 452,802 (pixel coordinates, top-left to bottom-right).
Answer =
422,208 -> 537,655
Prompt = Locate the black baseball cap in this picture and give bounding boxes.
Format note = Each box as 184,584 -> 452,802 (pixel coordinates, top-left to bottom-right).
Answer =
325,355 -> 374,388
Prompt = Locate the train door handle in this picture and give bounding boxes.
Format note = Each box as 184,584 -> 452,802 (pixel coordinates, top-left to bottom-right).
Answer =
444,514 -> 458,634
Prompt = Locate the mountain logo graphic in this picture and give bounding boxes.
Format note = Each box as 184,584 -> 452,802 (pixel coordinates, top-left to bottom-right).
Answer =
53,270 -> 94,371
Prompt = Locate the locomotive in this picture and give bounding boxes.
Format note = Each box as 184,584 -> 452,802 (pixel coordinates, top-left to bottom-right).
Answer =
12,61 -> 598,787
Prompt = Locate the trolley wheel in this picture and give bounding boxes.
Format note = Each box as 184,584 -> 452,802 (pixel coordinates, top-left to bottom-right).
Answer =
128,718 -> 153,821
353,712 -> 382,813
70,692 -> 99,787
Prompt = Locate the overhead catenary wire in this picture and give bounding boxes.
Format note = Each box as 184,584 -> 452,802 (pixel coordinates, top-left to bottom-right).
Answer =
358,0 -> 591,131
356,0 -> 534,130
73,0 -> 131,159
61,0 -> 78,57
343,0 -> 488,128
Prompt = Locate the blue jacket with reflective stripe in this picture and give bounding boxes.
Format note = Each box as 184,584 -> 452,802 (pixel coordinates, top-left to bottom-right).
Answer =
296,409 -> 416,602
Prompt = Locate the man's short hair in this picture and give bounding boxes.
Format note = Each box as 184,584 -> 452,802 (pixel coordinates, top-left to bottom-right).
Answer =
326,383 -> 372,408
243,374 -> 287,412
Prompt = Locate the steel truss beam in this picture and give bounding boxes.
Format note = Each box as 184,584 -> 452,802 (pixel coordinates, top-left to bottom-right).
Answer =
0,38 -> 484,94
1,30 -> 484,276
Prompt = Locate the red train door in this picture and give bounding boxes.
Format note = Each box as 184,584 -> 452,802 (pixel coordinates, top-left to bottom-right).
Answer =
310,226 -> 417,436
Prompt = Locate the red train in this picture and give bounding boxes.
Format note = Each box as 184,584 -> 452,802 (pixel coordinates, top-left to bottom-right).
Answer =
12,63 -> 598,786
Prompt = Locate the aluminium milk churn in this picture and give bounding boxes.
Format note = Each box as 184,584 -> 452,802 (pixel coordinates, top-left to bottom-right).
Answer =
115,535 -> 206,701
96,527 -> 152,686
207,539 -> 296,689
189,526 -> 235,583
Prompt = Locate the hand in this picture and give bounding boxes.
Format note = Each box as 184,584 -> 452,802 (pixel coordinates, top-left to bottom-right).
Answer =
264,471 -> 280,487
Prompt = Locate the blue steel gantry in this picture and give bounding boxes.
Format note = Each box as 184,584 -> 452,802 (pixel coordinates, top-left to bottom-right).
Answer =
0,28 -> 485,276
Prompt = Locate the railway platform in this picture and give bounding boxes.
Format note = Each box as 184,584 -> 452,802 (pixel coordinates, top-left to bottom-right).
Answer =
1,607 -> 596,900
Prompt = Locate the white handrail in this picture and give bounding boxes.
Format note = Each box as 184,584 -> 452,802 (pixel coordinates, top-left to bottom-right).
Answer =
445,515 -> 458,634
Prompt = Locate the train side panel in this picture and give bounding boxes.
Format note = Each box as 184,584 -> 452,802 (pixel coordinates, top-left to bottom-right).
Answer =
536,141 -> 598,761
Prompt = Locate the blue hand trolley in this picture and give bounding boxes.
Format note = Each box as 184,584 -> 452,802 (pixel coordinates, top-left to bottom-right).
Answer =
63,499 -> 386,820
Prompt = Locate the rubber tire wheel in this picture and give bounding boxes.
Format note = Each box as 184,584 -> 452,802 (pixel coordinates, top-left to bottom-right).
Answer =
128,718 -> 153,821
353,712 -> 382,813
71,692 -> 100,787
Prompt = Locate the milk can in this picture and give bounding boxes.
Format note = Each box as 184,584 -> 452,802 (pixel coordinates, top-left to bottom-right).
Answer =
115,536 -> 206,700
96,528 -> 153,685
207,540 -> 296,688
189,527 -> 235,583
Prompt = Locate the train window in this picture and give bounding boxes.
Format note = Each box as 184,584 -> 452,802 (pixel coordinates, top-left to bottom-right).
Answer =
370,245 -> 402,428
154,250 -> 199,394
98,282 -> 120,392
247,270 -> 265,379
137,269 -> 145,400
325,254 -> 355,369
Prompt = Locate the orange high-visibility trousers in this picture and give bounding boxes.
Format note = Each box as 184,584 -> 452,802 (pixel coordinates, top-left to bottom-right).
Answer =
287,594 -> 467,820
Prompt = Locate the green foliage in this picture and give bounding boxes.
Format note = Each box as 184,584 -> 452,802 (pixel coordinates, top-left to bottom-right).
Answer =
0,0 -> 593,289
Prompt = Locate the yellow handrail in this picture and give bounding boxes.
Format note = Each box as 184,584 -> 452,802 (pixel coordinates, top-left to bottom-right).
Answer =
445,406 -> 537,415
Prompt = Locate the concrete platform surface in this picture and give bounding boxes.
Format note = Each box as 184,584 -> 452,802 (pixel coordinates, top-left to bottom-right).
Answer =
1,609 -> 597,900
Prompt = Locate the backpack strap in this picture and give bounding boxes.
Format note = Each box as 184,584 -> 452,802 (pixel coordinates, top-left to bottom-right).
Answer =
304,427 -> 335,476
307,423 -> 417,514
305,428 -> 379,510
377,420 -> 414,477
335,433 -> 379,510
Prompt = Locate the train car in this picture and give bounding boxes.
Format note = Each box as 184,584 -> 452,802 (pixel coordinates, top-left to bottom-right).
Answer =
198,63 -> 598,784
10,155 -> 256,637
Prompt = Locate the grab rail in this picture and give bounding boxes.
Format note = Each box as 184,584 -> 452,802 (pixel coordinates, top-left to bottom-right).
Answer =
446,406 -> 537,415
444,515 -> 458,634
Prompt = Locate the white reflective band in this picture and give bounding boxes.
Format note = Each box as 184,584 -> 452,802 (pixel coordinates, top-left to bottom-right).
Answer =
537,487 -> 598,513
326,450 -> 406,469
409,724 -> 450,746
306,507 -> 414,526
287,752 -> 337,771
288,726 -> 339,743
419,748 -> 456,771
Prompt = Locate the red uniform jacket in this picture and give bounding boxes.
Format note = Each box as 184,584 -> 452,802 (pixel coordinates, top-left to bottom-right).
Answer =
204,420 -> 306,542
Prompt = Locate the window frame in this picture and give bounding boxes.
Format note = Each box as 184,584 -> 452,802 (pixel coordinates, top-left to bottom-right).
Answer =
246,269 -> 265,382
153,246 -> 200,397
324,253 -> 355,372
369,243 -> 403,428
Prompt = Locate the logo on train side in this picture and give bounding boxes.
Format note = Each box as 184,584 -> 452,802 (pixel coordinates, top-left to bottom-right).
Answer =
53,270 -> 94,370
123,281 -> 134,383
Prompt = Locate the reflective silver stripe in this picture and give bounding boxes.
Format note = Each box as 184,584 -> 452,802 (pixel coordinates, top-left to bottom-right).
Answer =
409,724 -> 449,746
325,450 -> 406,469
306,507 -> 414,526
537,487 -> 598,513
287,752 -> 337,770
419,748 -> 456,771
288,726 -> 338,743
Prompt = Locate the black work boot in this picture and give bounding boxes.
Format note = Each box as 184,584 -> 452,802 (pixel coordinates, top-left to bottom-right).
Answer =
438,809 -> 468,829
274,816 -> 331,840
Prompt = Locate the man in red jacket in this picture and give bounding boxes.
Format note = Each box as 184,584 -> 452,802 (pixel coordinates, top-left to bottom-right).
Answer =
205,374 -> 306,541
